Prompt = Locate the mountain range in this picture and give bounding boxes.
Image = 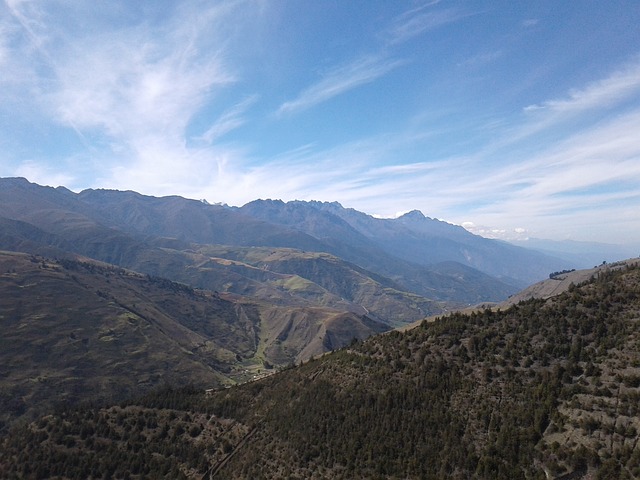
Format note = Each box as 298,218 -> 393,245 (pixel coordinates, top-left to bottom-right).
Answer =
239,199 -> 562,287
0,177 -> 577,425
1,178 -> 586,328
2,176 -> 639,478
0,177 -> 571,292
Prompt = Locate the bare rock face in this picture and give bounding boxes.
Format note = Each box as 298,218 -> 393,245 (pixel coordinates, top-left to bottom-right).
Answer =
500,258 -> 640,307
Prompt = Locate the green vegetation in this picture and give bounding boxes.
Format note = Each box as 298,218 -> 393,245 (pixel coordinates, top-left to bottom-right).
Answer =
549,268 -> 576,279
2,263 -> 640,478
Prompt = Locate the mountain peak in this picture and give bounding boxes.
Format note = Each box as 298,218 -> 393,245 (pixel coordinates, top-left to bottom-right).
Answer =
244,198 -> 285,207
303,200 -> 344,210
398,209 -> 426,221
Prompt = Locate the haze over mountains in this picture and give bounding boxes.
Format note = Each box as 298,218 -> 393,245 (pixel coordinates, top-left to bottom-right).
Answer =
510,237 -> 639,271
1,177 -> 575,286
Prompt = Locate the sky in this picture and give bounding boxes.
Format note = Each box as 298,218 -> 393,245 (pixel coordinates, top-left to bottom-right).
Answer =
1,1 -> 640,246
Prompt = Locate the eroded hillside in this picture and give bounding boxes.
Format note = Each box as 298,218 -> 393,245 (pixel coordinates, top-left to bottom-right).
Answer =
2,262 -> 639,479
0,251 -> 384,431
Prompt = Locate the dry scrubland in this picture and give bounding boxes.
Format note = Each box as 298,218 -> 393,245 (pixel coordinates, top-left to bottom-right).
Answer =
2,263 -> 640,479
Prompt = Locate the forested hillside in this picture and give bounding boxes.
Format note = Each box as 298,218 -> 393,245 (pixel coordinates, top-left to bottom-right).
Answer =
2,262 -> 639,479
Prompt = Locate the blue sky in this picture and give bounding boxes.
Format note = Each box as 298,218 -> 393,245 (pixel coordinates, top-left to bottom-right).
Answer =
1,1 -> 640,246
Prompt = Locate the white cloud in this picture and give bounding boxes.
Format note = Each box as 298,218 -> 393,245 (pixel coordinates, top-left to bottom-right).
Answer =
387,4 -> 466,45
50,20 -> 233,138
0,4 -> 41,94
198,95 -> 259,144
276,55 -> 404,116
444,109 -> 640,242
1,1 -> 253,194
461,222 -> 530,242
14,160 -> 75,188
524,58 -> 640,114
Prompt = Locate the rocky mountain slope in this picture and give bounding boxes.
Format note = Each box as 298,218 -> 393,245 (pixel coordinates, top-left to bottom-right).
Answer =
0,178 -> 451,326
3,261 -> 639,479
241,199 -> 571,287
500,258 -> 640,307
0,178 -> 555,311
0,251 -> 387,431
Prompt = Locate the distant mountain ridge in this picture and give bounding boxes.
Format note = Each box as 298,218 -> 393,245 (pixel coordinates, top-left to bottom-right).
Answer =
240,199 -> 571,286
510,237 -> 640,269
0,177 -> 572,374
0,177 -> 533,308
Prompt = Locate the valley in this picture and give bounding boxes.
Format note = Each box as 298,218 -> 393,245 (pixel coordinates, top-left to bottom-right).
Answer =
2,258 -> 639,478
1,178 -> 638,479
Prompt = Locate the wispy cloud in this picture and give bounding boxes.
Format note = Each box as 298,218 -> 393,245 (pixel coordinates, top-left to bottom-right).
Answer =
50,11 -> 234,138
1,0 -> 244,192
524,57 -> 640,114
470,56 -> 640,159
276,55 -> 404,116
447,109 -> 640,240
276,2 -> 469,118
457,50 -> 503,69
198,95 -> 258,144
386,3 -> 466,44
228,86 -> 640,244
14,160 -> 76,188
0,2 -> 45,97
